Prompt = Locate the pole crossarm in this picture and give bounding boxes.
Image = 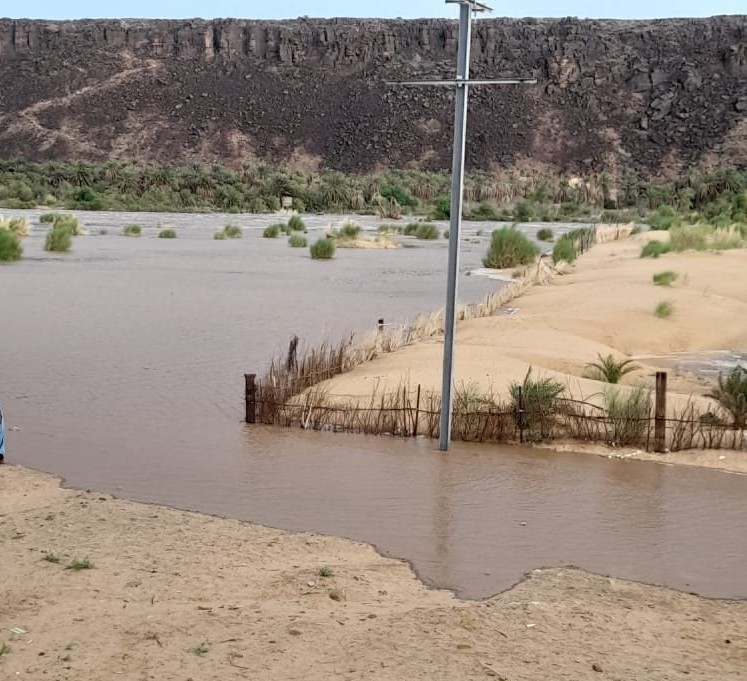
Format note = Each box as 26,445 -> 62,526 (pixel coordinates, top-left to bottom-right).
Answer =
445,0 -> 493,11
387,78 -> 537,87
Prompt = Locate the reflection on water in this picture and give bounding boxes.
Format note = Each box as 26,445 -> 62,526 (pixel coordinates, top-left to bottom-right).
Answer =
3,214 -> 747,600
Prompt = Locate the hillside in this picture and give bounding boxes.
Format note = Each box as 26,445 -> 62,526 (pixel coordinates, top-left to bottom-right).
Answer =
0,16 -> 745,175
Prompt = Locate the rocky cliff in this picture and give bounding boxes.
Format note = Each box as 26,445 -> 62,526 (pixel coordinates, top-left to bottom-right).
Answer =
0,16 -> 745,175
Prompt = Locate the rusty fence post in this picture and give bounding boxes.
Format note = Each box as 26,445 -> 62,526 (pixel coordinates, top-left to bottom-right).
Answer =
245,373 -> 257,424
654,371 -> 667,453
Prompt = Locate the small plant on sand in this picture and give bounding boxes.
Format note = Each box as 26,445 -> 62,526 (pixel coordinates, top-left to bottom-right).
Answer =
193,642 -> 210,657
122,224 -> 142,237
158,228 -> 177,239
288,233 -> 307,248
263,224 -> 282,238
310,237 -> 335,260
318,566 -> 334,578
604,385 -> 651,445
0,229 -> 23,261
585,353 -> 639,384
339,221 -> 362,239
537,227 -> 554,242
652,271 -> 678,286
214,230 -> 227,240
0,642 -> 10,657
654,301 -> 674,319
415,223 -> 439,240
222,225 -> 242,239
552,235 -> 577,264
44,224 -> 73,252
483,227 -> 539,269
641,240 -> 670,258
287,215 -> 306,232
43,552 -> 61,564
65,557 -> 93,571
707,365 -> 747,428
510,367 -> 565,440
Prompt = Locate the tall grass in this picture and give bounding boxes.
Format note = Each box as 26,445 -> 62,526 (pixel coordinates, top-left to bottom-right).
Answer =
287,215 -> 306,232
310,237 -> 335,260
223,225 -> 242,239
0,216 -> 30,237
45,224 -> 73,252
415,223 -> 439,240
158,228 -> 177,238
263,224 -> 282,238
648,205 -> 680,230
483,227 -> 539,268
537,227 -> 554,242
641,240 -> 670,258
509,368 -> 565,440
0,229 -> 23,261
604,386 -> 651,446
122,224 -> 141,237
552,235 -> 577,263
654,301 -> 674,318
288,233 -> 307,248
652,271 -> 678,286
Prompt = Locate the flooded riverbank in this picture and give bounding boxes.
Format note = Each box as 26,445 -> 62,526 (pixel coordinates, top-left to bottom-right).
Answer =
2,210 -> 746,600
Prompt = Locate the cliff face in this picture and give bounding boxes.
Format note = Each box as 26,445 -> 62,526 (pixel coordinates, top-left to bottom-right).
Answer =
0,17 -> 745,175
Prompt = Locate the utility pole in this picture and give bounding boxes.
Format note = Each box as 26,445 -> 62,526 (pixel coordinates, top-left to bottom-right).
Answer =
388,1 -> 536,450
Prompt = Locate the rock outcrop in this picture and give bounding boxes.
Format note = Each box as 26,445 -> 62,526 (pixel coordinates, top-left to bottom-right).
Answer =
0,16 -> 745,175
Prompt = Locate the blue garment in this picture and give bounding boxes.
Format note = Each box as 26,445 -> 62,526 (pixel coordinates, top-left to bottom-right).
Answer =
0,405 -> 5,456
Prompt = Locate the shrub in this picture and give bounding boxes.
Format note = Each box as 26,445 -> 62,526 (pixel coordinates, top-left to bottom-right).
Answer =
537,227 -> 554,242
648,205 -> 680,230
513,201 -> 533,222
652,271 -> 678,286
654,301 -> 674,319
403,223 -> 421,236
668,225 -> 707,252
73,186 -> 102,210
288,233 -> 307,248
604,386 -> 651,445
0,217 -> 30,237
378,224 -> 402,235
432,196 -> 450,220
640,240 -> 670,258
41,214 -> 81,235
339,221 -> 361,239
510,367 -> 565,440
707,365 -> 747,428
223,224 -> 242,239
45,224 -> 73,252
263,224 -> 282,238
585,353 -> 639,384
123,224 -> 142,237
483,227 -> 539,268
467,202 -> 500,221
39,213 -> 57,224
415,223 -> 439,240
0,229 -> 23,261
214,231 -> 227,240
158,228 -> 177,239
287,215 -> 306,232
310,237 -> 335,260
552,235 -> 577,264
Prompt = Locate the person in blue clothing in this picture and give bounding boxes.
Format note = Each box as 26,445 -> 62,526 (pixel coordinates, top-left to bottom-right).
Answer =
0,404 -> 5,464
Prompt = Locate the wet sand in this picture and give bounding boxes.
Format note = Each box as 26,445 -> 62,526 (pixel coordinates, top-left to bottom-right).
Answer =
2,465 -> 746,681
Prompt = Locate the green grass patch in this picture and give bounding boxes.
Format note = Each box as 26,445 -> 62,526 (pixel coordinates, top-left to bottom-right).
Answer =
65,557 -> 93,571
288,233 -> 307,248
652,271 -> 678,286
0,642 -> 10,657
43,552 -> 61,564
318,566 -> 334,578
640,240 -> 670,258
654,301 -> 674,319
552,235 -> 577,264
45,224 -> 73,252
339,221 -> 362,239
378,224 -> 403,235
604,385 -> 652,445
310,237 -> 335,260
158,228 -> 177,239
287,215 -> 306,232
415,223 -> 439,240
213,231 -> 227,240
223,224 -> 242,239
483,227 -> 539,268
263,224 -> 282,238
193,642 -> 210,657
648,205 -> 680,230
122,224 -> 142,237
403,223 -> 421,236
0,229 -> 23,261
537,227 -> 554,242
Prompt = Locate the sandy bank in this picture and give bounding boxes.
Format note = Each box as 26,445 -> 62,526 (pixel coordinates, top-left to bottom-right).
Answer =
1,465 -> 745,681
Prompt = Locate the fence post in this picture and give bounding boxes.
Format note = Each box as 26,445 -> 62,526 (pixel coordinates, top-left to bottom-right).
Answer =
245,373 -> 257,424
378,318 -> 385,334
414,384 -> 421,437
655,371 -> 667,453
518,386 -> 525,444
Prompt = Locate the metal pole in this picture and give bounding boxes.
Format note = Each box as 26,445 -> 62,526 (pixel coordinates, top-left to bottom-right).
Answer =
439,2 -> 472,451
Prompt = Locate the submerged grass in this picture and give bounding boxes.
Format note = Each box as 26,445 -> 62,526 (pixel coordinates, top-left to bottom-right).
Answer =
45,224 -> 72,252
483,226 -> 539,268
288,233 -> 307,248
0,229 -> 23,261
122,224 -> 141,237
310,237 -> 335,260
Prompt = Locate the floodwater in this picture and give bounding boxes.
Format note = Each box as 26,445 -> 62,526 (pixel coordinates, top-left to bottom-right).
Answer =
2,210 -> 747,600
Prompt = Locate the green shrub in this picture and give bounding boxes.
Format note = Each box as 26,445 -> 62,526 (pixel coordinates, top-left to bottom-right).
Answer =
640,240 -> 670,258
339,221 -> 361,239
214,231 -> 227,240
288,233 -> 307,248
467,202 -> 500,221
378,224 -> 403,235
123,224 -> 142,237
0,229 -> 23,261
648,205 -> 680,230
707,365 -> 747,428
654,301 -> 674,319
41,214 -> 81,235
263,224 -> 282,238
604,386 -> 651,445
415,223 -> 440,240
403,223 -> 421,236
223,224 -> 242,239
668,225 -> 707,252
585,353 -> 639,384
652,271 -> 678,286
158,228 -> 177,239
45,224 -> 73,252
537,227 -> 554,242
287,214 -> 306,232
513,201 -> 533,222
552,235 -> 577,264
310,237 -> 336,260
432,196 -> 450,220
483,227 -> 539,268
39,213 -> 57,224
73,186 -> 102,210
510,367 -> 565,440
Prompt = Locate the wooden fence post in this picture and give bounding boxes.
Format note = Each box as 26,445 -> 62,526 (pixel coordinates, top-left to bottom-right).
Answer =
245,373 -> 257,424
378,318 -> 385,334
655,371 -> 667,453
413,384 -> 421,437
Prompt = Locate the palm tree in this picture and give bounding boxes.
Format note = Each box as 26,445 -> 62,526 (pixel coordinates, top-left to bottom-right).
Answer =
707,366 -> 747,428
585,354 -> 640,384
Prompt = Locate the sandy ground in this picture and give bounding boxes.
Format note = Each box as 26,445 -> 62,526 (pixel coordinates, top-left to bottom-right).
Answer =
323,232 -> 747,471
1,465 -> 746,681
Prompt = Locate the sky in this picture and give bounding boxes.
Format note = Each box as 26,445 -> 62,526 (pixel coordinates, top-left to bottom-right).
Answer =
1,1 -> 745,21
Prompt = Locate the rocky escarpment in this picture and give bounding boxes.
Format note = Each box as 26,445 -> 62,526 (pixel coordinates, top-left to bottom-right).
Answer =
0,16 -> 745,175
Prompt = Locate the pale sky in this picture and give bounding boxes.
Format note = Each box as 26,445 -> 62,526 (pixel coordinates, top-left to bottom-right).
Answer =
2,1 -> 745,20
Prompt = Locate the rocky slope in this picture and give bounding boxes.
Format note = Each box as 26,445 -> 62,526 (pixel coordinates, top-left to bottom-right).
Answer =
0,16 -> 745,175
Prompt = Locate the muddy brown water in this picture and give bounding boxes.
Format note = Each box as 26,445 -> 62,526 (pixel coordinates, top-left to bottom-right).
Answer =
2,211 -> 747,600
